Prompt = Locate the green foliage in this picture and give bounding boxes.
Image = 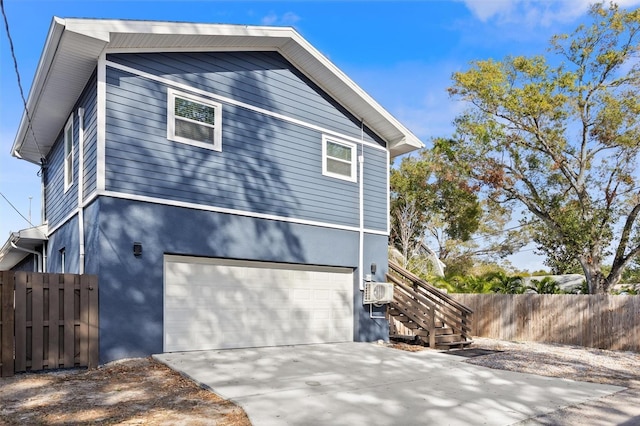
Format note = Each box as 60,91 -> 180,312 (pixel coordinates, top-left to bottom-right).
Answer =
390,144 -> 527,272
621,258 -> 640,283
527,277 -> 563,294
433,275 -> 494,294
447,3 -> 640,293
613,286 -> 639,295
431,270 -> 527,294
565,280 -> 590,295
390,148 -> 482,259
484,271 -> 526,294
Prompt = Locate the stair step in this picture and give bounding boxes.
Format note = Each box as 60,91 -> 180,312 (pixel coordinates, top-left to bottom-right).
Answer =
435,334 -> 462,343
434,326 -> 454,336
390,334 -> 418,343
435,340 -> 474,350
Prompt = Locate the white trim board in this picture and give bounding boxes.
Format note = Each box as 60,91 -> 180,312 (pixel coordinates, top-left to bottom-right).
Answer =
96,53 -> 107,192
104,60 -> 388,152
101,190 -> 389,236
46,189 -> 388,242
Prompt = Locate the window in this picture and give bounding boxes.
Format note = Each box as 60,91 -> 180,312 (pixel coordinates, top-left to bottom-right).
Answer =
322,136 -> 357,182
64,115 -> 73,191
167,88 -> 222,151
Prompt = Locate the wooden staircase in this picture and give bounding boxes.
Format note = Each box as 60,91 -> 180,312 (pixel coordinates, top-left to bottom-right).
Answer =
386,261 -> 474,350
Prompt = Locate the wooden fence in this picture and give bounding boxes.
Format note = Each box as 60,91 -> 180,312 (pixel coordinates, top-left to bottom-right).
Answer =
452,294 -> 640,352
0,271 -> 98,377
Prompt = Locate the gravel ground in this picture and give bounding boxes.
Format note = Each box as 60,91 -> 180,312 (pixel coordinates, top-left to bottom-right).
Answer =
448,338 -> 640,425
466,337 -> 640,389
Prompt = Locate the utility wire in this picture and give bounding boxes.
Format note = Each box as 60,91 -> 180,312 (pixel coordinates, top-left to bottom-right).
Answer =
0,190 -> 34,228
1,0 -> 45,162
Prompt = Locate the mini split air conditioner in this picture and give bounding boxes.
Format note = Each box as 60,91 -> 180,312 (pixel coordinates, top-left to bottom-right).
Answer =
363,282 -> 394,304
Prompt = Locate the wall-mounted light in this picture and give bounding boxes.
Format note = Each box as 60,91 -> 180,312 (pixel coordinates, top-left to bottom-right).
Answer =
133,242 -> 143,257
370,263 -> 377,275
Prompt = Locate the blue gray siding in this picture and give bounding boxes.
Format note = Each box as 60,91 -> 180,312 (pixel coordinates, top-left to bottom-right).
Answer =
11,253 -> 38,272
46,215 -> 79,273
104,63 -> 389,228
44,71 -> 98,228
93,197 -> 387,362
107,51 -> 385,145
359,233 -> 391,339
82,71 -> 98,199
363,146 -> 389,231
44,118 -> 78,228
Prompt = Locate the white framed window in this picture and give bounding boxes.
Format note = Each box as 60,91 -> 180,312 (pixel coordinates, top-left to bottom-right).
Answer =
63,115 -> 74,192
322,135 -> 357,182
167,88 -> 222,151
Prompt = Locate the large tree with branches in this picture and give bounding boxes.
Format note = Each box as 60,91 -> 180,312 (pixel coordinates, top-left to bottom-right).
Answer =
446,3 -> 640,293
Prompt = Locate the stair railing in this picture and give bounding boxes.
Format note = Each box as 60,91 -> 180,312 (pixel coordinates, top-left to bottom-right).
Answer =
387,261 -> 473,344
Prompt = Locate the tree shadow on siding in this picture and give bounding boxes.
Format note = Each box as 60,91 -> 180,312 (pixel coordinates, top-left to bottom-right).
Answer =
98,62 -> 364,362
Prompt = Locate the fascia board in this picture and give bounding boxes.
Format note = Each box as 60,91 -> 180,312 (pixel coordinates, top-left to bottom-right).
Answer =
11,17 -> 66,161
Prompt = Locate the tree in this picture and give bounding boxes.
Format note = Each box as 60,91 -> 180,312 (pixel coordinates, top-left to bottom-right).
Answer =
392,198 -> 422,268
530,219 -> 583,274
447,3 -> 640,293
390,147 -> 482,263
390,146 -> 524,274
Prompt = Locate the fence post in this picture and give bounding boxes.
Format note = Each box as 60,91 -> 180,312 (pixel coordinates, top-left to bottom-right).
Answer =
14,272 -> 27,372
31,273 -> 44,371
87,274 -> 99,368
1,271 -> 15,377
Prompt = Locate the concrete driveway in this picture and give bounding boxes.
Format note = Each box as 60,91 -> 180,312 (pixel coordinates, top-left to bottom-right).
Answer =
154,342 -> 621,425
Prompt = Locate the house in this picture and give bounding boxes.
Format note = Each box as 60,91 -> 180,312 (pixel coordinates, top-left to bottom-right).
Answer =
0,18 -> 423,362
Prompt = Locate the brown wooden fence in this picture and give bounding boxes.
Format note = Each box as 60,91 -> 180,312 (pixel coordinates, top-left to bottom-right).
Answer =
452,294 -> 640,352
0,271 -> 98,377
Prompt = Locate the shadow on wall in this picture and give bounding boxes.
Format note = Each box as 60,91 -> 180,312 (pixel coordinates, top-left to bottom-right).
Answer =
96,70 -> 356,361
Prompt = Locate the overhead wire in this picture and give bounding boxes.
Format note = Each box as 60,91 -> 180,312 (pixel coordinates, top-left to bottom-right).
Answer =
1,0 -> 45,162
0,191 -> 34,228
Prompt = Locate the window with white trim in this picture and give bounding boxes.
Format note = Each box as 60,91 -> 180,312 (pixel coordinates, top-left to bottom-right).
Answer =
63,115 -> 74,192
167,88 -> 222,151
322,136 -> 357,182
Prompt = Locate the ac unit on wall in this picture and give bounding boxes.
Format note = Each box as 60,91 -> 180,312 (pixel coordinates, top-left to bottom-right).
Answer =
363,282 -> 394,304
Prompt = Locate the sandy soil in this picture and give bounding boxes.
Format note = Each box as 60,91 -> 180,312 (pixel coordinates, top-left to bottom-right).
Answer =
0,357 -> 250,425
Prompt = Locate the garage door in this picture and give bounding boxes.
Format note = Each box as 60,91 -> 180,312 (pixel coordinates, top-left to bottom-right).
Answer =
164,255 -> 354,352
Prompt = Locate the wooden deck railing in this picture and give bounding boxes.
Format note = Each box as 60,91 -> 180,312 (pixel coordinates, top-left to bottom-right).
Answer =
386,261 -> 473,347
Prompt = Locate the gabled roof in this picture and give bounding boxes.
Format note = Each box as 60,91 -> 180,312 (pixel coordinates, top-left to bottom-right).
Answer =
11,18 -> 423,164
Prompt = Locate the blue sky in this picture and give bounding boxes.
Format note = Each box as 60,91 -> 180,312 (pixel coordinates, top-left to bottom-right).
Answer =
1,0 -> 639,271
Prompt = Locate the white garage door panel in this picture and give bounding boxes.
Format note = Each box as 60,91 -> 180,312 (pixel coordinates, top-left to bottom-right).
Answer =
164,256 -> 354,352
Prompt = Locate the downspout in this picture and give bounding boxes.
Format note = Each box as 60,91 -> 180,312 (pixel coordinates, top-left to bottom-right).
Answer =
78,107 -> 85,274
11,241 -> 42,272
358,120 -> 365,291
41,161 -> 47,272
359,153 -> 364,289
42,243 -> 47,273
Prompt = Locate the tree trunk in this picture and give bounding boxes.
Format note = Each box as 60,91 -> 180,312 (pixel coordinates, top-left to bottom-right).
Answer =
579,258 -> 609,294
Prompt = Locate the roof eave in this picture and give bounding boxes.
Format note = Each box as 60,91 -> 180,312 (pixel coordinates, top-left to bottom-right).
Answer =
12,19 -> 424,163
0,224 -> 48,271
11,17 -> 66,163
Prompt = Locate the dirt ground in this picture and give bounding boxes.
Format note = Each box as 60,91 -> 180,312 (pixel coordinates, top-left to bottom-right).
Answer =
1,339 -> 639,425
0,357 -> 250,425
